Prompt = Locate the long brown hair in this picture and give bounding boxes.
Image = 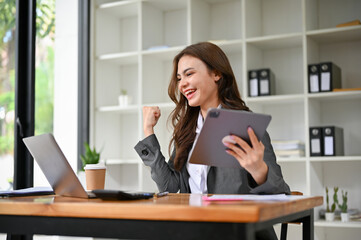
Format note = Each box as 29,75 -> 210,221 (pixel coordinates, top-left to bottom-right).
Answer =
168,42 -> 250,171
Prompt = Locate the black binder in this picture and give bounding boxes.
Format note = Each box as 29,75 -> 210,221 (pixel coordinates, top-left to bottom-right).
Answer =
323,126 -> 344,156
319,62 -> 342,92
258,68 -> 275,96
308,64 -> 320,93
309,127 -> 323,156
248,70 -> 259,97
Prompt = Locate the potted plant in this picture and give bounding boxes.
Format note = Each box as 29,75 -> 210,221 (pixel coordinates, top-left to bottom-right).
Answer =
118,89 -> 130,106
325,187 -> 338,221
80,142 -> 101,171
338,190 -> 349,222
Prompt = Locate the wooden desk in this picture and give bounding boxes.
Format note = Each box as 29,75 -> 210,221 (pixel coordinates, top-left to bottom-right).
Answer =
0,193 -> 322,240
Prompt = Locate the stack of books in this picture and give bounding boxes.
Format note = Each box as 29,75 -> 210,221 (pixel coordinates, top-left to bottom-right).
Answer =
272,140 -> 305,158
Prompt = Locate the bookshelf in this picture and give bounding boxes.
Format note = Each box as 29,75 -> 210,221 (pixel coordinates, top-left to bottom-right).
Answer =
90,0 -> 361,239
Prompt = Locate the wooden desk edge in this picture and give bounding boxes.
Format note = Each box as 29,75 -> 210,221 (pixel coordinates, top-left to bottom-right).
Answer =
0,195 -> 323,223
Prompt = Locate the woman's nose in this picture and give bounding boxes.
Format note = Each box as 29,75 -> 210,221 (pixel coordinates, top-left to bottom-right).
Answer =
178,78 -> 187,90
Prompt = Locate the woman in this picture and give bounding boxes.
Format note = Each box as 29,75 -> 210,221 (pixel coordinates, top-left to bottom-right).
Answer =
135,41 -> 289,194
135,42 -> 289,239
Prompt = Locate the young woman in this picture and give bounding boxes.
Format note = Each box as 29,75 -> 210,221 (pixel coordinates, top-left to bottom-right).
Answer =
135,42 -> 289,239
135,41 -> 289,194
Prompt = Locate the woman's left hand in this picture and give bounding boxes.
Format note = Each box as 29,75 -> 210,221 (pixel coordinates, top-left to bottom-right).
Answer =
223,127 -> 268,185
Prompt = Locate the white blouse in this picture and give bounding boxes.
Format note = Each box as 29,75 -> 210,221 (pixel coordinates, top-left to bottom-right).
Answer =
186,111 -> 210,194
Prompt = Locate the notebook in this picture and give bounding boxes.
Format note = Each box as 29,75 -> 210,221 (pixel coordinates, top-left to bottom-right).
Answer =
23,133 -> 95,198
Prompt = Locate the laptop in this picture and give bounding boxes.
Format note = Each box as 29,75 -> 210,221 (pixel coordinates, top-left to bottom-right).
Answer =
23,133 -> 155,200
23,133 -> 94,198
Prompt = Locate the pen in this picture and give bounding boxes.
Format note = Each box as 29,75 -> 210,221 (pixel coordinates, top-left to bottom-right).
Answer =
156,191 -> 169,197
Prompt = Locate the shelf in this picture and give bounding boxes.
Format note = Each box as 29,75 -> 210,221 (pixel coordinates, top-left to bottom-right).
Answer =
315,220 -> 361,228
277,157 -> 307,163
142,102 -> 175,111
97,0 -> 140,18
246,33 -> 303,50
97,52 -> 138,65
105,158 -> 139,165
142,46 -> 185,60
307,91 -> 361,101
97,105 -> 139,113
307,26 -> 361,44
309,156 -> 361,163
245,94 -> 305,105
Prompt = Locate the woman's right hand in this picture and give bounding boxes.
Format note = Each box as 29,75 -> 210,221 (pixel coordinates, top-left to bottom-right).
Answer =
143,106 -> 161,137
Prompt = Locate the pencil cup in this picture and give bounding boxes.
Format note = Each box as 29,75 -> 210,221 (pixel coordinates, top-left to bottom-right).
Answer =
84,164 -> 106,190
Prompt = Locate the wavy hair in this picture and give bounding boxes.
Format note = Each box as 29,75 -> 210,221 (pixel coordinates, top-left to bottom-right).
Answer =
168,42 -> 250,171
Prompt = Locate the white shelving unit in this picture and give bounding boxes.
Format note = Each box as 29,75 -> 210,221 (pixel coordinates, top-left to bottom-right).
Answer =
90,0 -> 361,239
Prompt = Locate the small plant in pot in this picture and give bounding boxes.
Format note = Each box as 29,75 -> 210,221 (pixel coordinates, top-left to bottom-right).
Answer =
80,143 -> 106,190
325,187 -> 338,221
118,89 -> 130,106
80,142 -> 100,171
338,190 -> 349,222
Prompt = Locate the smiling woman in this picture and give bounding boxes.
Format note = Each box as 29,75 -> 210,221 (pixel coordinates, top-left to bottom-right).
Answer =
135,42 -> 290,240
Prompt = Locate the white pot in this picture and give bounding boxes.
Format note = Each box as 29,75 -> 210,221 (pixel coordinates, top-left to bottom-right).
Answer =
118,95 -> 131,106
325,212 -> 335,221
341,212 -> 349,222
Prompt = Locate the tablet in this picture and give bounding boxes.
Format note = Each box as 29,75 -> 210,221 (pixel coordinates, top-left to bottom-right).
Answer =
189,108 -> 271,168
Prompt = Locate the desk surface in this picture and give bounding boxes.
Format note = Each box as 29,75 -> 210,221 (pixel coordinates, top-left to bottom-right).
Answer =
0,193 -> 322,223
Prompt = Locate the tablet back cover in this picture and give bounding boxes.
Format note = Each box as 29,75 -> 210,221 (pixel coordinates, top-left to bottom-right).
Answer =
189,108 -> 271,168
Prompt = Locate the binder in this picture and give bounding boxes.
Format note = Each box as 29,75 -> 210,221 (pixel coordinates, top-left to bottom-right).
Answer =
248,70 -> 259,97
258,68 -> 275,96
323,126 -> 344,156
319,62 -> 342,92
308,64 -> 320,93
309,127 -> 323,156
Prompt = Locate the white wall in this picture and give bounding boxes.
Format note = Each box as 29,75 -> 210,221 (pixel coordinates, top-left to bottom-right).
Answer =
53,0 -> 79,171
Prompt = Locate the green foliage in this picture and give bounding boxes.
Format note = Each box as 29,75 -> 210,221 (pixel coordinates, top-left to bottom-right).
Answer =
331,187 -> 339,213
35,46 -> 54,135
338,190 -> 348,213
325,187 -> 330,212
80,143 -> 101,171
0,0 -> 55,47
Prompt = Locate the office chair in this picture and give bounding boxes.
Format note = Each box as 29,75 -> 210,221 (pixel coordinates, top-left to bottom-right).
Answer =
280,191 -> 303,240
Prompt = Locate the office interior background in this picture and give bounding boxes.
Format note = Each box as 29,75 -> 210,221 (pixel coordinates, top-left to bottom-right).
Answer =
0,0 -> 361,239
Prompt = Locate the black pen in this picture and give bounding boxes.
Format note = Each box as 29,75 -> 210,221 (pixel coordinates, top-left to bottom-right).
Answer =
156,191 -> 169,197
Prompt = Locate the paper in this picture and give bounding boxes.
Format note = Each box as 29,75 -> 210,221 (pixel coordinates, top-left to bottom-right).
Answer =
250,78 -> 258,96
202,194 -> 291,201
321,72 -> 331,91
260,79 -> 269,94
311,139 -> 321,153
324,136 -> 334,155
310,74 -> 319,92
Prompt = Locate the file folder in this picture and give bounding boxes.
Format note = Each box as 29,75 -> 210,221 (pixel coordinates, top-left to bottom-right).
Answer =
258,68 -> 275,96
248,70 -> 259,97
309,127 -> 323,156
323,126 -> 344,156
308,64 -> 320,93
320,62 -> 342,92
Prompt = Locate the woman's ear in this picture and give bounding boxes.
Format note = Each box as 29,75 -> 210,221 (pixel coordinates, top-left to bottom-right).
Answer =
213,71 -> 222,82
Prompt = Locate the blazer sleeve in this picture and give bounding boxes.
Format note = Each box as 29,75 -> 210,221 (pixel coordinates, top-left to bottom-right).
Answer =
249,132 -> 291,195
134,134 -> 181,193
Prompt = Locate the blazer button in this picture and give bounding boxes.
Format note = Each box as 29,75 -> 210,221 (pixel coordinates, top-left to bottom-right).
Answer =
142,149 -> 149,156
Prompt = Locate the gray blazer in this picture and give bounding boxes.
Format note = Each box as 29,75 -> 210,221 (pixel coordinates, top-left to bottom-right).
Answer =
134,132 -> 290,195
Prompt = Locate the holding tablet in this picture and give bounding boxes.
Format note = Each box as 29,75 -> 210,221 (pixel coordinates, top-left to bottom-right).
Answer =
189,108 -> 271,168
